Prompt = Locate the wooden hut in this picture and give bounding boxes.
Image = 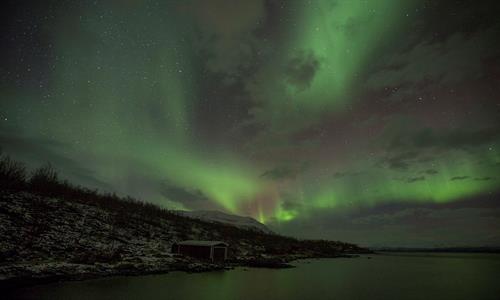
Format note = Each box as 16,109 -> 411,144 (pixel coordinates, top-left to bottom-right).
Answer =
171,240 -> 228,261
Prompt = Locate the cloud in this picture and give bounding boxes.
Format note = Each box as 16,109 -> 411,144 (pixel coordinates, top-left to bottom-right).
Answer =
332,171 -> 361,179
285,51 -> 320,91
260,165 -> 301,181
412,128 -> 500,150
451,176 -> 469,181
378,151 -> 420,170
333,172 -> 348,179
351,208 -> 432,226
374,116 -> 500,174
474,177 -> 493,181
361,0 -> 500,110
280,192 -> 303,211
407,176 -> 425,183
271,192 -> 500,247
386,126 -> 500,151
366,22 -> 500,95
161,182 -> 213,210
189,0 -> 266,75
422,169 -> 439,175
370,33 -> 489,86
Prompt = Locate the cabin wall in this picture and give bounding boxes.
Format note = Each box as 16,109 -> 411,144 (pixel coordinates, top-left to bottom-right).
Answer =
213,247 -> 226,261
179,245 -> 212,260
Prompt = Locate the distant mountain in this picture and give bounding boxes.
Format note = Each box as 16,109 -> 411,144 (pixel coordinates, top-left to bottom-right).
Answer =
177,210 -> 273,234
372,247 -> 500,253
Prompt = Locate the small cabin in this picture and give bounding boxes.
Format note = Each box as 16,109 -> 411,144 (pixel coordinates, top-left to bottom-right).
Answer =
171,240 -> 228,261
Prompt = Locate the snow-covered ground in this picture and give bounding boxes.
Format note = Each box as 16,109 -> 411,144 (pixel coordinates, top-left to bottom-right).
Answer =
0,191 -> 249,285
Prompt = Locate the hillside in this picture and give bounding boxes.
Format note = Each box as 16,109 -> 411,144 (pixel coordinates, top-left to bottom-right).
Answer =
0,154 -> 369,288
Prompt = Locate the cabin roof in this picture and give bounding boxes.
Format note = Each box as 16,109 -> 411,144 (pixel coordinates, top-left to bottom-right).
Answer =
175,240 -> 228,247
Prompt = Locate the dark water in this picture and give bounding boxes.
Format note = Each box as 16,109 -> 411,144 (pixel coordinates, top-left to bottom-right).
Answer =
7,253 -> 500,300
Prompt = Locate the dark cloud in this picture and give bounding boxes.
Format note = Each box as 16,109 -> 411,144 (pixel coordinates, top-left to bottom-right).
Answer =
418,0 -> 500,41
280,192 -> 303,211
260,164 -> 302,181
382,192 -> 500,211
189,0 -> 266,75
285,51 -> 320,91
281,200 -> 300,211
350,208 -> 433,227
161,182 -> 211,208
388,127 -> 500,151
375,118 -> 500,174
366,0 -> 500,96
474,177 -> 493,181
414,128 -> 500,150
407,176 -> 425,183
271,191 -> 500,247
333,172 -> 348,179
451,176 -> 469,181
368,30 -> 499,91
378,151 -> 420,170
422,169 -> 439,175
333,171 -> 362,179
192,73 -> 255,143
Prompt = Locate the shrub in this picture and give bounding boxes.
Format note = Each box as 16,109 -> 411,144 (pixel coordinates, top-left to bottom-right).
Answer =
0,153 -> 27,190
29,163 -> 60,195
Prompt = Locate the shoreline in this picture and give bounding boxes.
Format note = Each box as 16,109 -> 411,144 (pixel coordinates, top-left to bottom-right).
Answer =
0,254 -> 364,290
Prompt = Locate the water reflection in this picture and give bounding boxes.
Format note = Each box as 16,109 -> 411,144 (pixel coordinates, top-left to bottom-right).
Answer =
8,253 -> 500,300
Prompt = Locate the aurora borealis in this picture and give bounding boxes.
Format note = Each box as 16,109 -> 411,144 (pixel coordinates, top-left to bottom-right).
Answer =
1,0 -> 499,247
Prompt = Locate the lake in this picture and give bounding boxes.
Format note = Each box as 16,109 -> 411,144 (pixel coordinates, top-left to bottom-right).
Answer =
6,253 -> 500,300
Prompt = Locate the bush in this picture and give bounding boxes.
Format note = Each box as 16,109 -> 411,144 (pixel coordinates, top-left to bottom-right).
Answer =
29,163 -> 60,195
0,153 -> 27,190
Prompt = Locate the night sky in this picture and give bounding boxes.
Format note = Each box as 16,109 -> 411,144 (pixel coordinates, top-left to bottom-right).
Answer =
1,0 -> 500,247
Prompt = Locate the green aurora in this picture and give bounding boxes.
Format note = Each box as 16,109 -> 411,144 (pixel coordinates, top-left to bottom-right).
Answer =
1,0 -> 499,246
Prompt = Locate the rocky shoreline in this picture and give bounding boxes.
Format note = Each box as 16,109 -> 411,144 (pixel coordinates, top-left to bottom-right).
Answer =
0,253 -> 367,290
0,257 -> 219,290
